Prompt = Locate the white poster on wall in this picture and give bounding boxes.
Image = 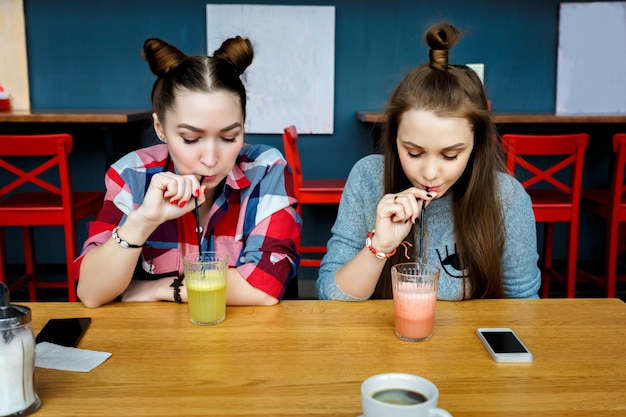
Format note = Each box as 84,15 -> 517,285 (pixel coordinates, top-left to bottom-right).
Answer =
556,2 -> 626,115
206,4 -> 335,134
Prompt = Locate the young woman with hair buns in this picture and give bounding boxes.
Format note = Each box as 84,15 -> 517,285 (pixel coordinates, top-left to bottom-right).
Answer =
74,37 -> 301,307
317,22 -> 540,301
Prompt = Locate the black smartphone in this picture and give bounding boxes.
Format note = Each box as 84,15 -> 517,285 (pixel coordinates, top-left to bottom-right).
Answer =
36,317 -> 92,347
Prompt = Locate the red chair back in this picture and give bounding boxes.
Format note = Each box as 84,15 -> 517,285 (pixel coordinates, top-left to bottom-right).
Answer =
501,133 -> 589,298
282,125 -> 304,195
281,126 -> 346,270
576,133 -> 626,297
0,133 -> 104,301
609,134 -> 626,217
502,133 -> 589,221
282,126 -> 345,208
0,134 -> 74,217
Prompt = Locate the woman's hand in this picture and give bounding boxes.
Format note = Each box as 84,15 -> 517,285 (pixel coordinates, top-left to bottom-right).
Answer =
372,187 -> 437,252
134,172 -> 207,225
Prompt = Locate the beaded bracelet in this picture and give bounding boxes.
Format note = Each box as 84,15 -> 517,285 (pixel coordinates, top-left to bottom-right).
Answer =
366,230 -> 397,260
111,227 -> 146,249
170,276 -> 184,303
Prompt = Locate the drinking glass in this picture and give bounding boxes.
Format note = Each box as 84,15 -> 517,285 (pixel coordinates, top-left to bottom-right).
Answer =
391,263 -> 440,342
183,252 -> 228,326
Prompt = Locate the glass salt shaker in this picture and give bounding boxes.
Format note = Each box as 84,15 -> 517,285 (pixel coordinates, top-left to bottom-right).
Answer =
0,283 -> 40,416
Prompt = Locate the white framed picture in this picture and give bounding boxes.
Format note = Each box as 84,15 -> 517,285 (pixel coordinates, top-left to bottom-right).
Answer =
206,4 -> 336,134
556,2 -> 626,115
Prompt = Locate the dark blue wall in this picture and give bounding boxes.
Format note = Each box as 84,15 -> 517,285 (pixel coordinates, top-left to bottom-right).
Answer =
23,0 -> 586,179
11,0 -> 602,266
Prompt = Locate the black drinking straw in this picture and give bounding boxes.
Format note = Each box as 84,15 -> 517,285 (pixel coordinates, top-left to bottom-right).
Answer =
193,176 -> 205,261
419,187 -> 429,265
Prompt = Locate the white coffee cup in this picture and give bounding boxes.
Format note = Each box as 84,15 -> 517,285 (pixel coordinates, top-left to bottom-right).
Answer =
361,373 -> 452,417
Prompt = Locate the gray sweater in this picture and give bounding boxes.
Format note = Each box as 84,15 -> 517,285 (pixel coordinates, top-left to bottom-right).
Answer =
317,154 -> 541,301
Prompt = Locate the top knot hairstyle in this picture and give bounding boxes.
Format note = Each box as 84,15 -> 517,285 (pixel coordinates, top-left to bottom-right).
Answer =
375,22 -> 506,301
426,22 -> 460,70
141,36 -> 254,121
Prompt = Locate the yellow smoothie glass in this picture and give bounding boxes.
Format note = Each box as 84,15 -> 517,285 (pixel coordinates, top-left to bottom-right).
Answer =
183,252 -> 228,325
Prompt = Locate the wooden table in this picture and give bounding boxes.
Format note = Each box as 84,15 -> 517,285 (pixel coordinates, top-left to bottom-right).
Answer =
356,111 -> 626,125
22,298 -> 626,416
356,111 -> 626,164
0,109 -> 152,123
0,109 -> 152,166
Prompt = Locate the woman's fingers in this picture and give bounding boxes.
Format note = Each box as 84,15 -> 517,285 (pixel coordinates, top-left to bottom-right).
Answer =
375,188 -> 439,251
390,193 -> 421,223
153,172 -> 203,206
388,187 -> 437,223
164,175 -> 192,206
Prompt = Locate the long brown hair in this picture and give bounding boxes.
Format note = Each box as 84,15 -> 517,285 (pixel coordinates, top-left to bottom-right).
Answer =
373,22 -> 506,300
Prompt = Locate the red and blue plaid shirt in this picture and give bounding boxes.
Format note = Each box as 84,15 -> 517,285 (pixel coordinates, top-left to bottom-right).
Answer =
73,143 -> 301,299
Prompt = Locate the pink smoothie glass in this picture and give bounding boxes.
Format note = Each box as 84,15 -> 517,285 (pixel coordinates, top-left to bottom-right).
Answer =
391,263 -> 440,342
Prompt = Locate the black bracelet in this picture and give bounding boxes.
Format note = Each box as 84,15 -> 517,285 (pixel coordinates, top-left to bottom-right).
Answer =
112,227 -> 146,249
170,276 -> 184,303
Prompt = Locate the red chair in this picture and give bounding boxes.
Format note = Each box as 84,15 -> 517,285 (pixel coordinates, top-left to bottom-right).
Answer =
0,133 -> 104,301
282,125 -> 345,267
502,133 -> 589,298
577,134 -> 626,298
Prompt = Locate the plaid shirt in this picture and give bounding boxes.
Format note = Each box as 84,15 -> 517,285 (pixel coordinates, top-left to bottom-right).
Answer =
73,143 -> 301,299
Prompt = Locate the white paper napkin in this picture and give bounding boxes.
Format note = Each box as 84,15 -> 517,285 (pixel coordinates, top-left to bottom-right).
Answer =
35,342 -> 111,372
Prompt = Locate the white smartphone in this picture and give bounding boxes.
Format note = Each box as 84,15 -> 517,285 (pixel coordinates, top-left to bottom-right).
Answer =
476,328 -> 533,363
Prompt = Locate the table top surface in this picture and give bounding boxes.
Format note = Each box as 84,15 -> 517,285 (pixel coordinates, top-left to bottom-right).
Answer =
0,109 -> 152,123
22,298 -> 626,417
356,111 -> 626,124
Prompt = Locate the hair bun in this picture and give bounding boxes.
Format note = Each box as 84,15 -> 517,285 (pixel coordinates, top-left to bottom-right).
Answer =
141,38 -> 188,77
212,36 -> 254,76
425,23 -> 461,70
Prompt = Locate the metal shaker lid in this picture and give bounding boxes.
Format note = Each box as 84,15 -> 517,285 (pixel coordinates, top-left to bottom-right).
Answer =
0,283 -> 32,330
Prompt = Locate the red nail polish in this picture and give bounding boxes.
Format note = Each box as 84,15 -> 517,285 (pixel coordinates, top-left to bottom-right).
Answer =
170,199 -> 178,205
178,201 -> 186,208
194,189 -> 200,198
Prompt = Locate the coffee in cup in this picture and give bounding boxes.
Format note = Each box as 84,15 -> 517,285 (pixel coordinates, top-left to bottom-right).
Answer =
361,373 -> 451,417
370,387 -> 428,405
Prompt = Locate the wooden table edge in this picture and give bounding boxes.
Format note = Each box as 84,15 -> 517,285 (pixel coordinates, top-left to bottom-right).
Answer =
0,109 -> 152,123
356,111 -> 626,124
